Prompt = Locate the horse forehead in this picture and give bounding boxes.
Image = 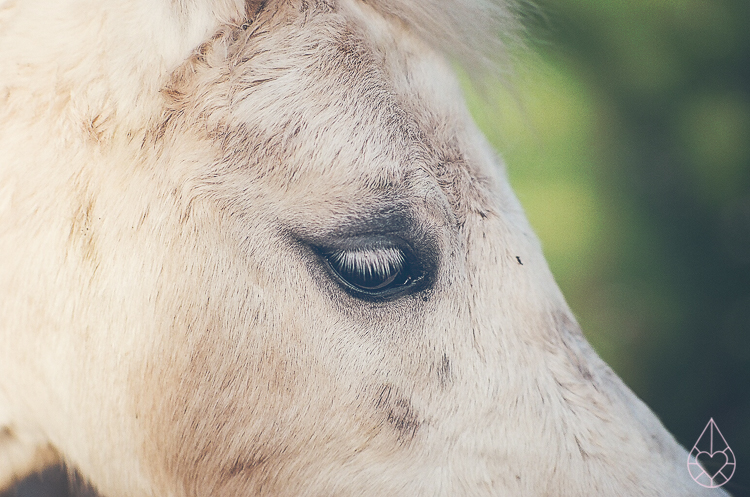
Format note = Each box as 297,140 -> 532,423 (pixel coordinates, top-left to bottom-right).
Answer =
158,0 -> 496,222
254,5 -> 494,216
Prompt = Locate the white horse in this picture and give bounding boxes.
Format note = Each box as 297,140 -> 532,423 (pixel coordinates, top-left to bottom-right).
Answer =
0,0 -> 729,495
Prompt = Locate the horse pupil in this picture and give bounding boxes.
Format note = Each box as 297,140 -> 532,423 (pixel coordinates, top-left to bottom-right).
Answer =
348,267 -> 399,291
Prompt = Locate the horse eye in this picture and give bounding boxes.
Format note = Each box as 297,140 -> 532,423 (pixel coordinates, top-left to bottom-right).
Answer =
325,246 -> 417,297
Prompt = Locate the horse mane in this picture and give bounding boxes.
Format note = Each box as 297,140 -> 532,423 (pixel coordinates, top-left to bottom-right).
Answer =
359,0 -> 523,74
242,0 -> 522,75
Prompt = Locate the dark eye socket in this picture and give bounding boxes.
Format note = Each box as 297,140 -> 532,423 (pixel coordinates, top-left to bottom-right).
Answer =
323,245 -> 421,298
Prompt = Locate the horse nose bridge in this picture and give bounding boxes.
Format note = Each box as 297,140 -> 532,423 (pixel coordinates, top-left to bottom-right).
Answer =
448,210 -> 557,353
421,215 -> 711,494
424,209 -> 598,433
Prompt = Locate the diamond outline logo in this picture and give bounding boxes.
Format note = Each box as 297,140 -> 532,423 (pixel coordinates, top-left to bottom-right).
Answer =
687,418 -> 736,488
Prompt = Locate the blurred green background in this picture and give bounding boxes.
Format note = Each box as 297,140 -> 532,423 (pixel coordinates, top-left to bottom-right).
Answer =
464,0 -> 749,494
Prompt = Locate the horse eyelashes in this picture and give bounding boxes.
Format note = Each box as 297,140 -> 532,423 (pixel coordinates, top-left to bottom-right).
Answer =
329,247 -> 404,279
325,246 -> 414,295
